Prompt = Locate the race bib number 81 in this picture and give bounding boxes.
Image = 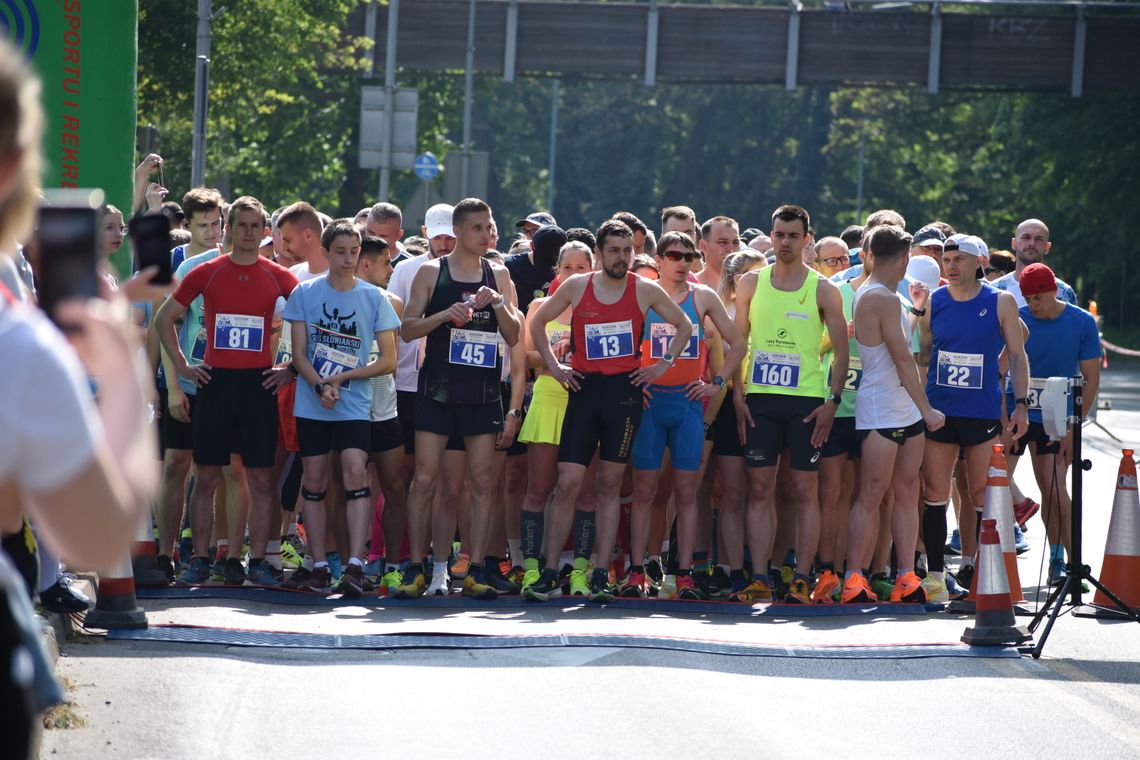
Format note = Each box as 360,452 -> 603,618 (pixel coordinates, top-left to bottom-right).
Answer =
584,320 -> 634,361
751,351 -> 801,388
213,314 -> 264,353
936,351 -> 983,389
449,329 -> 499,368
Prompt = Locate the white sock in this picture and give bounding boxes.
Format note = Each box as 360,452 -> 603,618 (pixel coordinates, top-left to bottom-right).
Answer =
266,540 -> 282,570
433,560 -> 449,579
348,556 -> 363,568
961,556 -> 975,569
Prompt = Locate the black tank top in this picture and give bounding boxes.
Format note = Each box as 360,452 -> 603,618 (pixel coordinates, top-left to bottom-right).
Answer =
418,256 -> 502,405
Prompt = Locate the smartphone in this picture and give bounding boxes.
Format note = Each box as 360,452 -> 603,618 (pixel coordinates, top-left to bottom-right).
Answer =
36,204 -> 100,325
130,213 -> 174,284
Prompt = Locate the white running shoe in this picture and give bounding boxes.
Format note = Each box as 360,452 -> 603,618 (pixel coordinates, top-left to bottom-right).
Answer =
427,571 -> 451,596
921,575 -> 949,604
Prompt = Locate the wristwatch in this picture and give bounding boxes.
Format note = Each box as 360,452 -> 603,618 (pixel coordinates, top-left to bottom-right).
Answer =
826,392 -> 841,406
314,382 -> 325,397
1014,397 -> 1030,407
506,408 -> 523,419
711,375 -> 725,388
662,353 -> 676,367
909,306 -> 927,317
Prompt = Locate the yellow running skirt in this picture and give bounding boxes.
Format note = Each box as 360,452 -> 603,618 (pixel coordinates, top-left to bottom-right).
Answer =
518,374 -> 569,446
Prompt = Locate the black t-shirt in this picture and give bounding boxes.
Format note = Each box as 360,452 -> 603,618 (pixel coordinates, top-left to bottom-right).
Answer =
504,252 -> 553,313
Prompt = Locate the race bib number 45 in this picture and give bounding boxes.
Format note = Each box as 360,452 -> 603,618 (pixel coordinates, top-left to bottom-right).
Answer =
936,351 -> 983,389
213,314 -> 264,353
751,351 -> 801,388
313,343 -> 359,389
650,322 -> 699,360
449,329 -> 499,368
584,320 -> 634,361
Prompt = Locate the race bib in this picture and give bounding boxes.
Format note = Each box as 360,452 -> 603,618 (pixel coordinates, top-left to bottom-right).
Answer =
584,320 -> 634,361
449,328 -> 499,368
649,322 -> 699,360
827,355 -> 862,393
213,313 -> 264,353
191,324 -> 207,364
751,351 -> 802,388
1025,377 -> 1047,410
313,343 -> 359,389
936,351 -> 983,389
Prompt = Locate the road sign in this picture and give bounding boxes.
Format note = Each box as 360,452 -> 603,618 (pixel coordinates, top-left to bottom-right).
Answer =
359,86 -> 418,171
414,152 -> 440,181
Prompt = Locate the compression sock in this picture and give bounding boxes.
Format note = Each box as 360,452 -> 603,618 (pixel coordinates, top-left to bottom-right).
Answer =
572,509 -> 596,562
520,510 -> 544,561
923,501 -> 949,573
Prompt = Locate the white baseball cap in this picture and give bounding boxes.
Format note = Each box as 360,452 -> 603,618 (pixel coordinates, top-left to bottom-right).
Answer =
906,255 -> 942,290
945,233 -> 988,258
424,203 -> 455,239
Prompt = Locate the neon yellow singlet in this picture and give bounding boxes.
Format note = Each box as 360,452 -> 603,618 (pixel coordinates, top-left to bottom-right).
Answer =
746,266 -> 826,398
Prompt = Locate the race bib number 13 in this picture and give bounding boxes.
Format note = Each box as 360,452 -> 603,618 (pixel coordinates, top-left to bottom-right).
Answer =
213,314 -> 264,353
584,320 -> 634,361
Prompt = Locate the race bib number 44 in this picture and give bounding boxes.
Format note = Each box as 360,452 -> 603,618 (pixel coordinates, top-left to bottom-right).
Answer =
650,322 -> 699,360
449,329 -> 499,368
751,351 -> 801,388
936,351 -> 983,389
313,343 -> 359,389
213,314 -> 264,353
584,320 -> 634,361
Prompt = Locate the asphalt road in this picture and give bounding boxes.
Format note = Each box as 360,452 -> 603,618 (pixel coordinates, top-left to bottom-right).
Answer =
42,360 -> 1140,759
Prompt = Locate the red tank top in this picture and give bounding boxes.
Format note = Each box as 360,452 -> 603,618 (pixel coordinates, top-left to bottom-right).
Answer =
570,272 -> 644,376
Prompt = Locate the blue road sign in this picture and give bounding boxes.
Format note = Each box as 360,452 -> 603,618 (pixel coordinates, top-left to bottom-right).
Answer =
414,152 -> 440,181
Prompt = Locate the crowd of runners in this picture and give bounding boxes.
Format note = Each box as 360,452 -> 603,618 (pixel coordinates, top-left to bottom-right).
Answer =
20,173 -> 1099,609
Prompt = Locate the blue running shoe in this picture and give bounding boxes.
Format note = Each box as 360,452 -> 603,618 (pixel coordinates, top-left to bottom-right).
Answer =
245,560 -> 280,587
945,529 -> 962,556
327,552 -> 344,582
178,556 -> 210,585
1013,524 -> 1030,555
363,558 -> 382,578
1048,558 -> 1067,586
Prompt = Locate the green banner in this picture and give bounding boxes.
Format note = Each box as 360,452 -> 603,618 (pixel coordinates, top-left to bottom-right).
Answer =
2,0 -> 138,274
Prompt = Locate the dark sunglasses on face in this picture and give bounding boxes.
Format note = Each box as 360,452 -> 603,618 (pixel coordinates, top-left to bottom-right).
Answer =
660,250 -> 697,263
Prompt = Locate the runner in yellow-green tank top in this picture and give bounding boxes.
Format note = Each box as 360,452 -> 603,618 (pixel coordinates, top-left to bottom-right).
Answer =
728,205 -> 850,605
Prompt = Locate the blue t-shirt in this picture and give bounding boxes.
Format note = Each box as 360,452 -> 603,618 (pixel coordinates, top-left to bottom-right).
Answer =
283,276 -> 400,422
167,249 -> 221,395
1006,303 -> 1100,422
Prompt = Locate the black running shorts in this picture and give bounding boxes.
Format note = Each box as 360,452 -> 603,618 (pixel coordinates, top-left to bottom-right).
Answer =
744,393 -> 824,471
193,368 -> 278,468
558,373 -> 643,466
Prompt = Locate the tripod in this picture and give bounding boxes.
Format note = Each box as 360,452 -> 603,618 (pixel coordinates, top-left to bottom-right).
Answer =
1023,376 -> 1140,659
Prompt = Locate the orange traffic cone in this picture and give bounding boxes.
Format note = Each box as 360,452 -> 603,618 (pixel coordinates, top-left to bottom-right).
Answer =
952,445 -> 1025,613
85,549 -> 148,630
962,518 -> 1030,647
131,510 -> 169,587
1092,449 -> 1140,611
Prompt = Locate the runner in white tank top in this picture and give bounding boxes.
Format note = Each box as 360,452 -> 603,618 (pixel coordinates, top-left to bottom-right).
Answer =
854,282 -> 920,430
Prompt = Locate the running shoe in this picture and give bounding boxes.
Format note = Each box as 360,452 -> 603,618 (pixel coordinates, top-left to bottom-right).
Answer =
728,572 -> 749,598
450,553 -> 471,579
619,570 -> 648,598
1013,497 -> 1040,530
783,577 -> 812,604
810,569 -> 841,604
178,536 -> 194,567
889,571 -> 926,603
222,557 -> 246,586
462,574 -> 498,600
245,560 -> 281,588
709,566 -> 732,597
694,567 -> 712,599
954,563 -> 975,592
39,576 -> 92,613
568,567 -> 591,597
482,564 -> 518,595
507,566 -> 526,588
362,558 -> 382,578
156,554 -> 176,584
557,563 -> 574,595
285,534 -> 308,557
840,572 -> 874,604
945,529 -> 962,557
869,573 -> 894,602
676,574 -> 706,600
920,575 -> 949,604
729,578 -> 773,604
336,564 -> 374,598
426,571 -> 451,597
279,541 -> 304,569
645,557 -> 665,585
295,566 -> 332,592
945,572 -> 969,601
393,569 -> 428,599
378,568 -> 403,595
283,566 -> 313,589
1013,524 -> 1030,555
657,575 -> 678,600
1049,558 -> 1067,587
588,568 -> 614,603
523,568 -> 562,602
520,567 -> 542,593
177,556 -> 211,585
327,552 -> 344,582
779,563 -> 795,587
210,558 -> 227,582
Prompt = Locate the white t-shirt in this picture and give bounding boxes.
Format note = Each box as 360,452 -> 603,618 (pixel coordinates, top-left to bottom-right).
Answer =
0,299 -> 100,492
387,253 -> 432,393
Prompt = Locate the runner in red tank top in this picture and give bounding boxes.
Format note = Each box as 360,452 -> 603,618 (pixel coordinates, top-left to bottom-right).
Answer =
522,219 -> 693,601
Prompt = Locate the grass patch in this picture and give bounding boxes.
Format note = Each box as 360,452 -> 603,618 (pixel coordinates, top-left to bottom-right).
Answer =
42,675 -> 86,730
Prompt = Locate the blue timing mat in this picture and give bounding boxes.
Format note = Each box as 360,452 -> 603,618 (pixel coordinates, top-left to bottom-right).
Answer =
107,624 -> 1017,659
136,585 -> 942,616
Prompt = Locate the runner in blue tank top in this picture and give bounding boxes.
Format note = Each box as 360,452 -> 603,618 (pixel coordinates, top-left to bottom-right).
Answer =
917,233 -> 1029,602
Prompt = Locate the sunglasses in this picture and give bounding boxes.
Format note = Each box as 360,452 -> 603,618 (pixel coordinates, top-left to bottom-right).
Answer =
660,250 -> 697,263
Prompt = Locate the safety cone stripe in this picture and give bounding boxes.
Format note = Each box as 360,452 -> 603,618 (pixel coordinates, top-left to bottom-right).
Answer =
987,466 -> 1009,485
131,540 -> 158,557
975,592 -> 1013,612
98,577 -> 138,597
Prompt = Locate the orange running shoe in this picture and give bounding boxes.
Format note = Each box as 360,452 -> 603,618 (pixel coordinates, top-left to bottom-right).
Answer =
810,569 -> 841,604
840,572 -> 873,604
449,553 -> 470,579
889,571 -> 926,603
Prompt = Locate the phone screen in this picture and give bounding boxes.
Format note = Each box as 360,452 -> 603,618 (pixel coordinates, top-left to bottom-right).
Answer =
130,214 -> 174,285
36,205 -> 100,324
